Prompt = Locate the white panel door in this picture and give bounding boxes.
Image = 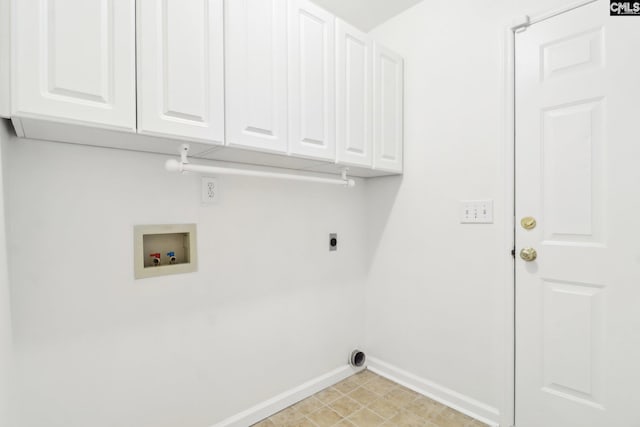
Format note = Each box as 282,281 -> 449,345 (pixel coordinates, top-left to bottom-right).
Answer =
225,0 -> 288,153
137,0 -> 224,144
516,1 -> 640,426
288,0 -> 335,160
335,19 -> 372,168
373,42 -> 403,173
13,0 -> 136,131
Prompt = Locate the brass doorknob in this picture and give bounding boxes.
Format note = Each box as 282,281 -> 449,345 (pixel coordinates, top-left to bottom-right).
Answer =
520,247 -> 537,262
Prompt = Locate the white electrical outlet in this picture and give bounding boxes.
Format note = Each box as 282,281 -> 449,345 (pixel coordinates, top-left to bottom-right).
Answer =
201,177 -> 219,204
460,200 -> 493,224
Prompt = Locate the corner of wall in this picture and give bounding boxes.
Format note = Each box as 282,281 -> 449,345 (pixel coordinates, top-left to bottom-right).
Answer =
0,119 -> 15,427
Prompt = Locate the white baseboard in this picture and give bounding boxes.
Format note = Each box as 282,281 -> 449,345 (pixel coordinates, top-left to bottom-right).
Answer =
367,357 -> 501,427
210,365 -> 361,427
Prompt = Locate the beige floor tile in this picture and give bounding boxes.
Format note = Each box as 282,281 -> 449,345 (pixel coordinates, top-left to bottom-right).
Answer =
287,417 -> 319,427
333,378 -> 360,394
388,408 -> 432,427
429,408 -> 478,427
348,386 -> 379,405
306,407 -> 342,427
381,422 -> 436,427
268,407 -> 303,426
349,369 -> 377,385
362,377 -> 398,396
251,419 -> 276,427
328,395 -> 362,418
347,407 -> 385,426
382,387 -> 420,408
314,387 -> 342,405
256,370 -> 488,427
405,396 -> 446,418
291,396 -> 324,416
367,397 -> 400,420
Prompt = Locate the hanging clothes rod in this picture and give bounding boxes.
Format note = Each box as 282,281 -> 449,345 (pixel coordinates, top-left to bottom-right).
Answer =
165,144 -> 356,188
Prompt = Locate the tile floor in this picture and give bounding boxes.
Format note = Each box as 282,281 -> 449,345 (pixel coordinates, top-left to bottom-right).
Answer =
252,369 -> 488,427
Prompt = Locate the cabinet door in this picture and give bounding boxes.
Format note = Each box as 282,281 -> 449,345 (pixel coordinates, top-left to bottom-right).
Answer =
335,19 -> 372,168
373,42 -> 403,173
225,0 -> 288,153
137,0 -> 224,144
13,0 -> 136,131
288,0 -> 335,160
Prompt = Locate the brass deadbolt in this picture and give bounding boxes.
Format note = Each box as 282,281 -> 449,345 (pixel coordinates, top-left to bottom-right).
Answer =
521,217 -> 537,230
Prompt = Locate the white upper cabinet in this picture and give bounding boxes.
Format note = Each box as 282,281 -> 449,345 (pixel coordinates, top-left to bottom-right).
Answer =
373,42 -> 403,173
137,0 -> 224,144
287,0 -> 335,161
335,19 -> 373,168
13,0 -> 136,131
225,0 -> 288,153
8,0 -> 403,176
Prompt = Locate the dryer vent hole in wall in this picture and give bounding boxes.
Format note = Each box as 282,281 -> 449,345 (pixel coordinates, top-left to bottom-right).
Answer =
349,349 -> 366,367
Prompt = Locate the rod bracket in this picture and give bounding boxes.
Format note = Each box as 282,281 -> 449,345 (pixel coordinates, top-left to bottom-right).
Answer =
341,168 -> 356,188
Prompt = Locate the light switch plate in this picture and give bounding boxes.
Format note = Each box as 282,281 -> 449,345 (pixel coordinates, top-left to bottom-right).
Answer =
460,200 -> 494,224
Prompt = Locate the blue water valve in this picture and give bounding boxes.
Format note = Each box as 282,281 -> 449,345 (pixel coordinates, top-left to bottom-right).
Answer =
167,252 -> 177,264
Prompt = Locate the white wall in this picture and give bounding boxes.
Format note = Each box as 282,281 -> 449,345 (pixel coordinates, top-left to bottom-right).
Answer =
365,0 -> 579,424
0,121 -> 14,427
3,135 -> 367,427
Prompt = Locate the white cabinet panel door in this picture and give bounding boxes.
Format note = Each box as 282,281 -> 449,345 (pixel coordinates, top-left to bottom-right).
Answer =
373,42 -> 403,173
225,0 -> 288,153
13,0 -> 136,131
288,0 -> 335,160
516,1 -> 640,425
137,0 -> 224,144
335,19 -> 372,168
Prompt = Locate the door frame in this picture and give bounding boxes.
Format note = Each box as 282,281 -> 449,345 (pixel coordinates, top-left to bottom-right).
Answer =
501,1 -> 600,426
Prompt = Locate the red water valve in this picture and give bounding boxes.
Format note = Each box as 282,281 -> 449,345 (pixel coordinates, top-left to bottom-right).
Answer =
149,253 -> 161,266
